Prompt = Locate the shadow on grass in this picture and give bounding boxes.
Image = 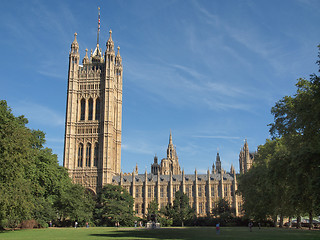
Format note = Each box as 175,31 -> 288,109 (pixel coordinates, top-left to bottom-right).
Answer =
90,228 -> 214,240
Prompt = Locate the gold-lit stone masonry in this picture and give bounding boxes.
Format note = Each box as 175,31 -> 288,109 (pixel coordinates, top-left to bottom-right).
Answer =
63,30 -> 122,193
63,19 -> 254,217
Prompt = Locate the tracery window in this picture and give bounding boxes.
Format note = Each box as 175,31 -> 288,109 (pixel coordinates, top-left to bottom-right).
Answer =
86,143 -> 91,167
80,99 -> 85,120
88,98 -> 93,120
77,143 -> 83,167
95,98 -> 100,120
94,143 -> 99,167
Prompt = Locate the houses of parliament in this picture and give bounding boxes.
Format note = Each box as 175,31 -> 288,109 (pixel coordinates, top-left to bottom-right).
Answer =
63,11 -> 255,217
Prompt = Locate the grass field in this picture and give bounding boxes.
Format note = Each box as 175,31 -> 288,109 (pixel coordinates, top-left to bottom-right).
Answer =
1,227 -> 319,240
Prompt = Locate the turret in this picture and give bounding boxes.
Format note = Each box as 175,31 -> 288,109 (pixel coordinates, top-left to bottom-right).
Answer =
215,152 -> 221,173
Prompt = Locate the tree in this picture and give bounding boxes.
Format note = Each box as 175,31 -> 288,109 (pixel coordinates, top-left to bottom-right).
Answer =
147,199 -> 159,222
0,100 -> 95,228
163,191 -> 194,227
269,45 -> 320,228
0,100 -> 35,228
95,184 -> 135,226
212,198 -> 235,218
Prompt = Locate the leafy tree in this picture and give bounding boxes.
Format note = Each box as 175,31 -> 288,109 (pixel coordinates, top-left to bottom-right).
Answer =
0,100 -> 95,228
212,198 -> 234,217
147,199 -> 159,222
269,45 -> 320,228
95,184 -> 135,226
0,100 -> 35,228
163,191 -> 194,227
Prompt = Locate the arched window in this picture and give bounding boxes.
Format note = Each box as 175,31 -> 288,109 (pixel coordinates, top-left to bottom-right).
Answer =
78,143 -> 83,167
80,99 -> 85,120
88,98 -> 93,120
95,98 -> 100,120
94,143 -> 99,167
86,143 -> 91,167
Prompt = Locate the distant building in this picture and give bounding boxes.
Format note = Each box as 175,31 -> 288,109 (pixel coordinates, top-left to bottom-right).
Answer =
63,10 -> 254,217
113,133 -> 253,217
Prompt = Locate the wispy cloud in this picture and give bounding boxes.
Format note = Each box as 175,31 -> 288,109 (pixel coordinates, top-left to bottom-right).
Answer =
12,101 -> 65,127
193,135 -> 241,140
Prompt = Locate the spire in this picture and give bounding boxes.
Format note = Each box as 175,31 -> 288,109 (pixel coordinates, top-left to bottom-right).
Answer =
97,7 -> 100,46
117,46 -> 121,57
215,152 -> 222,173
71,32 -> 79,53
82,48 -> 89,64
169,130 -> 173,145
106,29 -> 114,53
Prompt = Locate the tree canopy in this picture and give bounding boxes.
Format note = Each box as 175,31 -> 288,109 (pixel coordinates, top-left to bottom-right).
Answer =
238,45 -> 320,228
94,184 -> 135,227
0,100 -> 94,228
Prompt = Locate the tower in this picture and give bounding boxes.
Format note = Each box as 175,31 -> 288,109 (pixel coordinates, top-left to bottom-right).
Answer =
63,9 -> 123,193
215,152 -> 222,173
239,139 -> 254,174
160,132 -> 181,175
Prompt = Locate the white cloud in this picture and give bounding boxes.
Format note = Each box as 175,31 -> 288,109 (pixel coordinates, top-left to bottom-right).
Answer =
12,101 -> 65,127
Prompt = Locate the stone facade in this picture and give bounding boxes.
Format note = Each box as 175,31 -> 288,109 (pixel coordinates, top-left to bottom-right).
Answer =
112,133 -> 253,217
63,26 -> 123,192
63,13 -> 254,217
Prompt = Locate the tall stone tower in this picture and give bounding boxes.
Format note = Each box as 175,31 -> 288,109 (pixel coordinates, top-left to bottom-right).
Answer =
239,140 -> 254,174
160,132 -> 181,175
63,9 -> 123,193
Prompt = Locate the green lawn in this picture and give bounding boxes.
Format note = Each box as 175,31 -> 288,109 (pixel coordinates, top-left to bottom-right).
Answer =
1,227 -> 319,240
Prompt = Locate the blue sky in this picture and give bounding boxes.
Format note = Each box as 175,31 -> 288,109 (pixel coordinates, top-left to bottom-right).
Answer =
1,0 -> 319,174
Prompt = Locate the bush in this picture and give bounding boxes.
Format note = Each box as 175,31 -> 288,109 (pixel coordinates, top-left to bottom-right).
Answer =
20,220 -> 38,229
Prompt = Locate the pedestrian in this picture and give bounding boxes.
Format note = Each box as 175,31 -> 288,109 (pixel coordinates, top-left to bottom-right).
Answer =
86,222 -> 89,228
216,223 -> 220,235
258,222 -> 261,229
248,222 -> 253,232
75,221 -> 78,228
49,221 -> 52,227
134,220 -> 137,228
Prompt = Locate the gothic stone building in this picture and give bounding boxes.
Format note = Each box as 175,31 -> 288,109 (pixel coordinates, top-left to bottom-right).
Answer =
63,17 -> 254,217
63,27 -> 122,191
112,133 -> 253,217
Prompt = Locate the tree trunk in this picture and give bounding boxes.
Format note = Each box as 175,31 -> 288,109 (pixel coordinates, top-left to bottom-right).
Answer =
182,221 -> 184,227
309,211 -> 313,230
288,216 -> 292,228
273,215 -> 277,227
279,214 -> 283,228
297,216 -> 301,229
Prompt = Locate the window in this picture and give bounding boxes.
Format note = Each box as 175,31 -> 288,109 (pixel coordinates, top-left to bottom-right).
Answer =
86,143 -> 91,167
77,143 -> 83,167
224,185 -> 228,197
160,187 -> 164,198
136,187 -> 140,198
135,204 -> 139,214
88,98 -> 93,120
173,186 -> 177,198
94,143 -> 99,167
80,99 -> 85,120
199,202 -> 203,214
198,186 -> 202,197
185,186 -> 190,197
211,186 -> 214,197
148,186 -> 152,198
95,98 -> 100,120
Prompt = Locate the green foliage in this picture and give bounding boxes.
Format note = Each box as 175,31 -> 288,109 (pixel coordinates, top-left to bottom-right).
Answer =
162,190 -> 195,227
147,199 -> 159,222
95,184 -> 135,226
0,100 -> 95,228
239,45 -> 320,228
212,198 -> 235,224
